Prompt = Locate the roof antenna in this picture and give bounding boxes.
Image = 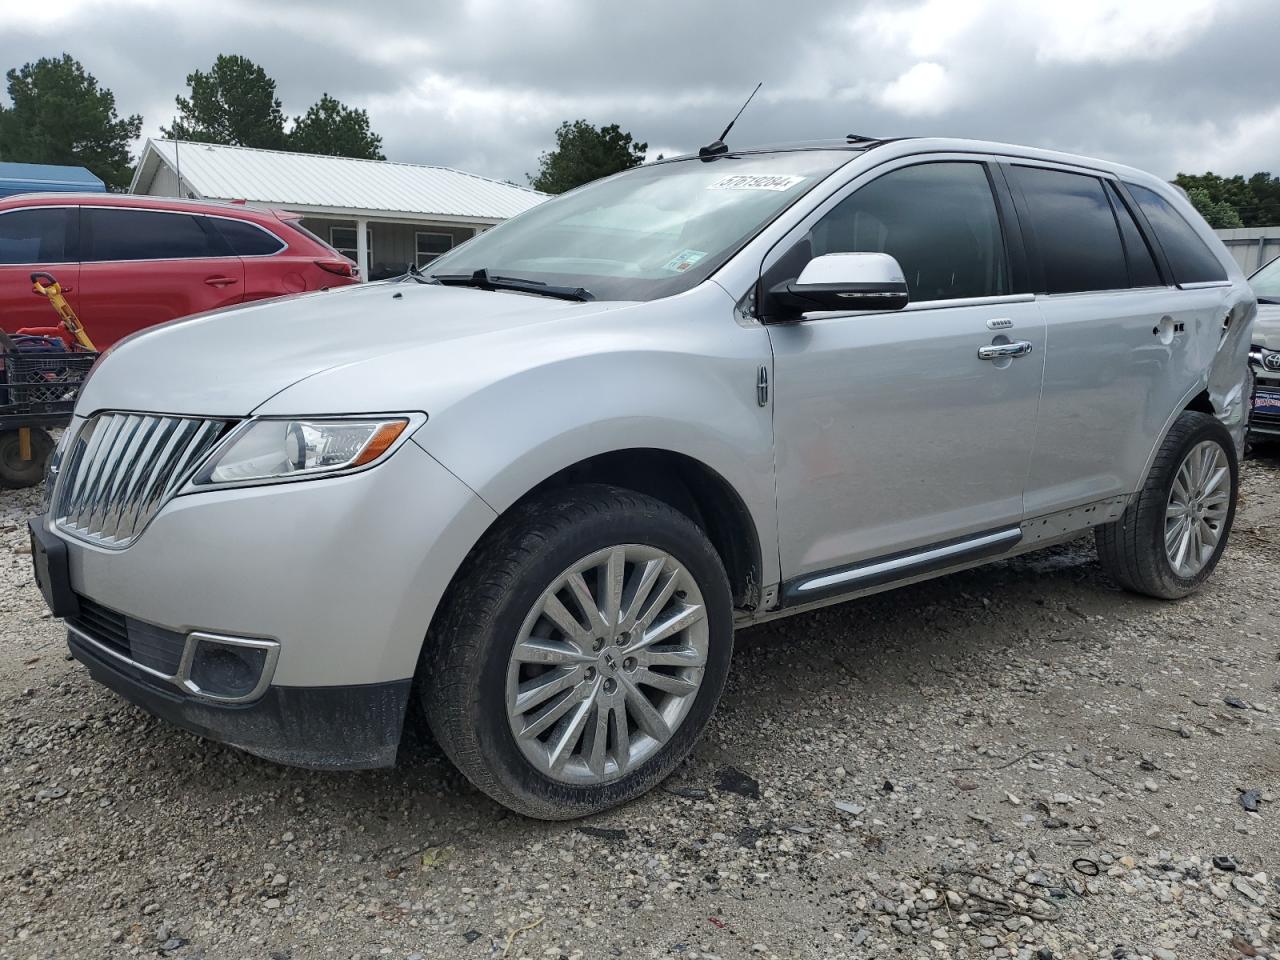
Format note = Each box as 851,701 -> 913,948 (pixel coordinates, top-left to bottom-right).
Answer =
699,82 -> 762,159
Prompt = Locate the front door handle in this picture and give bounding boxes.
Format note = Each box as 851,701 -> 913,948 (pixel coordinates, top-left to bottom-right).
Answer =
204,276 -> 238,287
978,341 -> 1033,360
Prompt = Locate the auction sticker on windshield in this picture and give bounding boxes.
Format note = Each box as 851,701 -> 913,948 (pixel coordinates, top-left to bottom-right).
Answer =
663,249 -> 708,272
708,174 -> 806,191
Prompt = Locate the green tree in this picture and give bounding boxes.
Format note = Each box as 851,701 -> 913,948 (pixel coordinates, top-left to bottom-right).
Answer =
163,54 -> 287,149
528,120 -> 647,194
288,93 -> 384,159
1186,186 -> 1243,228
1174,171 -> 1280,227
0,54 -> 141,189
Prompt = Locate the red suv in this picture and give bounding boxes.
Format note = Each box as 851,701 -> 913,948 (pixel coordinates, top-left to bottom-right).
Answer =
0,194 -> 358,347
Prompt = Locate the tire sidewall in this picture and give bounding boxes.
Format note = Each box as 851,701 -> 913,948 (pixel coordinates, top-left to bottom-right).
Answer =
467,492 -> 733,814
1148,417 -> 1238,593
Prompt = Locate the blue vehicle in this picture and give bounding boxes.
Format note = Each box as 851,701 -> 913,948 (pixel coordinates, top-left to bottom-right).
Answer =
0,162 -> 105,199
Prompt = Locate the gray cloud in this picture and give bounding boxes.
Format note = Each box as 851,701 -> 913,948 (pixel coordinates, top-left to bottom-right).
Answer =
2,0 -> 1278,184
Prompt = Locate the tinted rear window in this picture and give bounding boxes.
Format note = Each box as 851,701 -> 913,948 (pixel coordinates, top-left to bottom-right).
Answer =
210,217 -> 285,256
85,208 -> 229,261
1125,184 -> 1228,285
1010,165 -> 1127,294
0,207 -> 75,264
1107,183 -> 1162,288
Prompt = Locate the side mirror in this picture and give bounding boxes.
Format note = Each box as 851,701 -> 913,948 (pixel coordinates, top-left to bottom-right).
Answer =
764,252 -> 909,321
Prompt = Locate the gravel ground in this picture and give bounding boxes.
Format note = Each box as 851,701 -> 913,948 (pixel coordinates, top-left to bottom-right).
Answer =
2,452 -> 1278,960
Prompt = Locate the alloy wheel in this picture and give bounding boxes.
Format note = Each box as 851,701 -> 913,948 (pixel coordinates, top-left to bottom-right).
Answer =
505,544 -> 708,786
1164,439 -> 1231,578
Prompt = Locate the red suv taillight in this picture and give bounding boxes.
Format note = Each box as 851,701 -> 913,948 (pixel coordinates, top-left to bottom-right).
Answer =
315,258 -> 357,280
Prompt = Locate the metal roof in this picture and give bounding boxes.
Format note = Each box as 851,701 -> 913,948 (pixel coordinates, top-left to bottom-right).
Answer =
0,161 -> 105,198
130,139 -> 547,222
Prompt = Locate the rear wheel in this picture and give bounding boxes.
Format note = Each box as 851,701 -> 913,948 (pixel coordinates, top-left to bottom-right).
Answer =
1095,411 -> 1237,599
0,428 -> 54,489
421,484 -> 733,819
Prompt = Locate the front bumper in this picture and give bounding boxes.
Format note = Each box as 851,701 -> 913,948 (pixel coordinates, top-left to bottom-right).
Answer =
1251,366 -> 1280,438
41,435 -> 497,768
68,626 -> 410,768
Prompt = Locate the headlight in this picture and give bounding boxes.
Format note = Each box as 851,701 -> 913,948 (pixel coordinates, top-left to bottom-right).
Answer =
189,415 -> 423,488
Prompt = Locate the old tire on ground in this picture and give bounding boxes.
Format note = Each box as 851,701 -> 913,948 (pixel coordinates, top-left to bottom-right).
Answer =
0,428 -> 53,489
1095,411 -> 1238,600
420,483 -> 733,820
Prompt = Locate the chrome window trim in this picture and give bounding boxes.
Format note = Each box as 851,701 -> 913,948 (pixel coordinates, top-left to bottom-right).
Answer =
794,292 -> 1036,322
1177,280 -> 1233,290
81,205 -> 288,263
68,622 -> 279,703
0,203 -> 78,266
1036,286 -> 1178,300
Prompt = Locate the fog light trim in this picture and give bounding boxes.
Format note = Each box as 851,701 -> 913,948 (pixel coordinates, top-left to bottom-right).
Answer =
178,632 -> 280,704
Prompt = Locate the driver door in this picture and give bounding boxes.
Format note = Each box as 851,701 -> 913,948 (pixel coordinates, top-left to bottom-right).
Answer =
765,159 -> 1045,600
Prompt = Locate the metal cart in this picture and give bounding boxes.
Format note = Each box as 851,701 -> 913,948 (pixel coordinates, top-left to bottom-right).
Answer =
0,273 -> 98,488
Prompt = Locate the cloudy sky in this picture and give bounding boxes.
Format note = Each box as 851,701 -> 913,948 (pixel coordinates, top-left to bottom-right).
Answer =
1,0 -> 1278,185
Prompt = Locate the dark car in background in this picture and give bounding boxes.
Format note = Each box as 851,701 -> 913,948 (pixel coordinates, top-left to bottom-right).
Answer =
1248,255 -> 1280,441
0,193 -> 358,347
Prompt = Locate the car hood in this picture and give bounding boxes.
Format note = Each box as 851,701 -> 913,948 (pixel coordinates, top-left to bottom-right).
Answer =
76,282 -> 635,417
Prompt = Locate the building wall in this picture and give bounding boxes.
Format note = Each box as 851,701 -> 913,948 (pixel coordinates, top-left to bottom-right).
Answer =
300,217 -> 478,278
1214,227 -> 1280,275
138,163 -> 182,198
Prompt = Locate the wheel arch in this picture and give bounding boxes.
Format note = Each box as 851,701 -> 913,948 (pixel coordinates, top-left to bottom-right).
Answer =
509,448 -> 766,611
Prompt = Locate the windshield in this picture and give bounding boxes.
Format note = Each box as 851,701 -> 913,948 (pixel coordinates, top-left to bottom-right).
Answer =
427,151 -> 854,301
1251,255 -> 1280,300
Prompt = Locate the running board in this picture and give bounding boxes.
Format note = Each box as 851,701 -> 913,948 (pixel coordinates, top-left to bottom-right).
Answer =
781,526 -> 1023,607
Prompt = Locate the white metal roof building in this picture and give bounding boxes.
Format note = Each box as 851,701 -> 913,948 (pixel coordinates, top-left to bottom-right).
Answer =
129,138 -> 548,281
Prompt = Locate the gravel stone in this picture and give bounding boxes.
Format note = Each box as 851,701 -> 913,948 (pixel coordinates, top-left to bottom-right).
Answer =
2,457 -> 1280,956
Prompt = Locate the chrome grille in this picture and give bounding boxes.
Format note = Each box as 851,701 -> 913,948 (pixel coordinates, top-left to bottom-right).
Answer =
52,412 -> 232,548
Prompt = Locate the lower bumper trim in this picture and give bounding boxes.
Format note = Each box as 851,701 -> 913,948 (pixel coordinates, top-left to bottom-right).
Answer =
69,629 -> 411,770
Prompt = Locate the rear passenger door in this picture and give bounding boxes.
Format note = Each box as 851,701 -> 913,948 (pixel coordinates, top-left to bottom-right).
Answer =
78,207 -> 245,347
1006,164 -> 1229,516
0,205 -> 80,333
768,159 -> 1046,596
208,216 -> 294,302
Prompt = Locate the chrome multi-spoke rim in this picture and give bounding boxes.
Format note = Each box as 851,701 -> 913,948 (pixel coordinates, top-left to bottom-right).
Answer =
505,545 -> 708,786
1165,440 -> 1230,578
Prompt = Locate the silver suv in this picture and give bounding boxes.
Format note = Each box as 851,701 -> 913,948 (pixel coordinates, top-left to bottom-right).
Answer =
30,137 -> 1255,819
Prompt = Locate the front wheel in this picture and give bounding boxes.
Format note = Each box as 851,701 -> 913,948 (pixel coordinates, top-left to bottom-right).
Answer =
1095,411 -> 1238,599
421,484 -> 734,819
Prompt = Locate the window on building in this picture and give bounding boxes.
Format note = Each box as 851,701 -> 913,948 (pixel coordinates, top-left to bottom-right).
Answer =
0,207 -> 76,264
1125,183 -> 1228,285
415,232 -> 454,267
1009,166 -> 1128,294
330,226 -> 372,263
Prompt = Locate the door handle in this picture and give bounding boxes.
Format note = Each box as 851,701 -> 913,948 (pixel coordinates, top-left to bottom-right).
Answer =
978,341 -> 1033,360
204,276 -> 238,287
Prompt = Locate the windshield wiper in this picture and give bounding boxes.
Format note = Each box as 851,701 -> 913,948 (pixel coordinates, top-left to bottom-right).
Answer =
429,268 -> 594,302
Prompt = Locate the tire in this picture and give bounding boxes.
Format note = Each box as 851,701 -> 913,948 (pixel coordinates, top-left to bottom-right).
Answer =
1095,411 -> 1238,599
420,483 -> 734,819
0,428 -> 54,489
